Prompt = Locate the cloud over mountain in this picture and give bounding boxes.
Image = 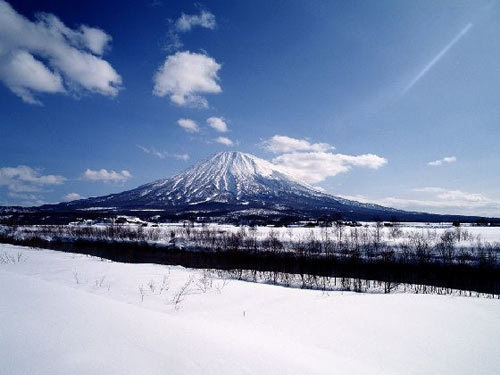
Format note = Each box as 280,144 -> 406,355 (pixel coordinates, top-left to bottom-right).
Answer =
215,136 -> 234,146
83,169 -> 131,183
207,117 -> 228,132
262,135 -> 387,183
263,135 -> 333,153
273,151 -> 387,184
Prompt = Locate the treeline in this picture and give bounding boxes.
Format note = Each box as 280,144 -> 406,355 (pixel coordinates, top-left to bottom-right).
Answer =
1,222 -> 498,268
1,223 -> 500,295
210,269 -> 498,298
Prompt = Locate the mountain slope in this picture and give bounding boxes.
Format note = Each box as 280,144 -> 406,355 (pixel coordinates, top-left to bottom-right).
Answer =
54,151 -> 411,219
6,151 -> 490,223
66,152 -> 325,206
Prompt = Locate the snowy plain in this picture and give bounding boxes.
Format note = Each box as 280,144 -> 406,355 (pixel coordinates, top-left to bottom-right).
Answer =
6,220 -> 500,248
168,221 -> 500,246
1,243 -> 499,375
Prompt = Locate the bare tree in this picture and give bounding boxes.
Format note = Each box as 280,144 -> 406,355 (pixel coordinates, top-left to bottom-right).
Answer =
437,230 -> 456,264
171,275 -> 195,310
138,284 -> 146,302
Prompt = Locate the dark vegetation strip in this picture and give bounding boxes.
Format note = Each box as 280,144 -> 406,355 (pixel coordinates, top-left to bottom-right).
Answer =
1,236 -> 499,296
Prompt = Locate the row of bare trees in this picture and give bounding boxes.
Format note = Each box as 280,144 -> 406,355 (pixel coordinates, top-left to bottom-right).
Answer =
210,268 -> 498,298
0,222 -> 499,268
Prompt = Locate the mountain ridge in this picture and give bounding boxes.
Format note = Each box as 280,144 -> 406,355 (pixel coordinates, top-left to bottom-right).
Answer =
61,151 -> 398,213
1,151 -> 494,224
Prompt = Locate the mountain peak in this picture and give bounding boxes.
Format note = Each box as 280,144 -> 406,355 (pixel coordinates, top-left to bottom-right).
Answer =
53,150 -> 446,221
68,151 -> 323,208
202,151 -> 287,180
213,150 -> 247,157
161,150 -> 311,201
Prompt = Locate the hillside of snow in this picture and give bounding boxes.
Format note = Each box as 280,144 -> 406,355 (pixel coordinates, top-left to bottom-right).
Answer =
1,243 -> 499,375
4,151 -> 488,223
63,151 -> 328,206
52,151 -> 414,219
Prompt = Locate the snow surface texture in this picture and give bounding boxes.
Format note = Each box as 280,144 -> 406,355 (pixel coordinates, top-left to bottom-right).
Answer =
1,243 -> 499,375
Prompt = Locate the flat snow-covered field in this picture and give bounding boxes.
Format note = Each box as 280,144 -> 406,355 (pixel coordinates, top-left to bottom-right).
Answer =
186,221 -> 500,246
1,243 -> 499,375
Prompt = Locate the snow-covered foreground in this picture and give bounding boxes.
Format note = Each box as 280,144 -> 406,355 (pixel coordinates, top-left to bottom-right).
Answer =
1,243 -> 499,375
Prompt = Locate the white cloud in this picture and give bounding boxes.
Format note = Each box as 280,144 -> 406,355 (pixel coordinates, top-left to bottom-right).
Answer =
82,169 -> 131,183
262,135 -> 334,153
164,30 -> 183,52
215,136 -> 234,146
176,118 -> 199,133
412,187 -> 449,193
6,192 -> 45,206
175,10 -> 216,32
207,117 -> 228,132
0,50 -> 65,105
79,25 -> 112,55
63,192 -> 83,202
0,1 -> 122,104
340,187 -> 500,216
0,165 -> 65,192
261,135 -> 386,183
413,187 -> 490,203
165,10 -> 216,51
272,151 -> 387,184
428,156 -> 456,166
137,145 -> 189,161
153,51 -> 221,107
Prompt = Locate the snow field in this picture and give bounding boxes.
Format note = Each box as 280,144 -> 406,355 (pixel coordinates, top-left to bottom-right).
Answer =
1,243 -> 499,374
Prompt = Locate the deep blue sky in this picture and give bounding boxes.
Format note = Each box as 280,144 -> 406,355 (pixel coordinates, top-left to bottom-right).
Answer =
1,0 -> 499,215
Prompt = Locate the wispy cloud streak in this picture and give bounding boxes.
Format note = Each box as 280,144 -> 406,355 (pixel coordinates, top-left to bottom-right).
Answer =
403,23 -> 473,93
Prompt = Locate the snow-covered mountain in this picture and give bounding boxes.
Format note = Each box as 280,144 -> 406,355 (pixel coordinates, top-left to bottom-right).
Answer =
54,151 -> 408,219
79,151 -> 325,206
20,151 -> 484,223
